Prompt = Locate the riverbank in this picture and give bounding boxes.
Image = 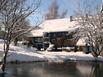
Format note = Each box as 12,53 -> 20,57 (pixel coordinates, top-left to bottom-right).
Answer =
0,39 -> 103,63
38,51 -> 103,62
1,50 -> 103,63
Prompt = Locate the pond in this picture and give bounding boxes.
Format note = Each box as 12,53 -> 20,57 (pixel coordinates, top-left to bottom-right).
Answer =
1,61 -> 103,77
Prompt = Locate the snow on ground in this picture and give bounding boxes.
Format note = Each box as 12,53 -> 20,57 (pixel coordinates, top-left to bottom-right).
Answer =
6,51 -> 45,62
39,51 -> 103,62
0,39 -> 45,62
0,39 -> 103,63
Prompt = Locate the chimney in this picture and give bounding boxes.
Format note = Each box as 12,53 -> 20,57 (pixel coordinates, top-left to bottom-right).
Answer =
70,16 -> 73,22
85,14 -> 88,21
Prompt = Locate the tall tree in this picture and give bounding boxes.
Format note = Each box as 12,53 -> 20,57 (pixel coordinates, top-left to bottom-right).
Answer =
75,0 -> 103,58
45,0 -> 67,20
0,0 -> 41,74
13,15 -> 30,46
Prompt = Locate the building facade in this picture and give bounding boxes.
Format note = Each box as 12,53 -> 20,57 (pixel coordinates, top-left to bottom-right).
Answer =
26,18 -> 87,51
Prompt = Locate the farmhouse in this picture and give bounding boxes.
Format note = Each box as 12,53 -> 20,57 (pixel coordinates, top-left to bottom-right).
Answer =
26,17 -> 87,51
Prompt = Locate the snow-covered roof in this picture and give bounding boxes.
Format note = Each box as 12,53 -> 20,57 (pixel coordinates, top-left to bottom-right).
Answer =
40,18 -> 79,32
76,38 -> 86,46
28,18 -> 79,37
27,29 -> 43,37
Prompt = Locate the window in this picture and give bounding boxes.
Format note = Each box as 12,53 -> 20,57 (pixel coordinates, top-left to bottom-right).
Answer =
33,37 -> 43,43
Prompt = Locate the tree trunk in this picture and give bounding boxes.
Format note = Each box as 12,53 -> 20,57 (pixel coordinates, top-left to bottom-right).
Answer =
74,46 -> 77,52
14,38 -> 18,46
1,44 -> 9,73
92,51 -> 98,57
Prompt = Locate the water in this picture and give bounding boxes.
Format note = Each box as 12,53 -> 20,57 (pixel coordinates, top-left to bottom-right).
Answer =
1,61 -> 103,77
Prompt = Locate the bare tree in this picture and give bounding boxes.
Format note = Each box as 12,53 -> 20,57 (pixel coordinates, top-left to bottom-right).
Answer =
0,0 -> 41,73
13,15 -> 30,46
45,0 -> 67,20
75,0 -> 103,57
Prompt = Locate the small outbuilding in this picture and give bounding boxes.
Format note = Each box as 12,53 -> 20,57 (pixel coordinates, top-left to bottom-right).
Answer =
76,38 -> 91,53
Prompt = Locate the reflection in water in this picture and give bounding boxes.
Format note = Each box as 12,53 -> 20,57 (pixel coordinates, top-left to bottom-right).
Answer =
91,62 -> 103,77
1,61 -> 103,77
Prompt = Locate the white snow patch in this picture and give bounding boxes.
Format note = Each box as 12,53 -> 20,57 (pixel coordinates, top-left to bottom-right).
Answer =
28,29 -> 43,37
39,18 -> 79,32
39,51 -> 103,62
0,40 -> 45,62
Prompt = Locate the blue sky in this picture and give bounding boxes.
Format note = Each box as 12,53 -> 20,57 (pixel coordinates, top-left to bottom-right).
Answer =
28,0 -> 102,26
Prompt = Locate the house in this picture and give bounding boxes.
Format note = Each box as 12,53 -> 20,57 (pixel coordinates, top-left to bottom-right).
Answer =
26,17 -> 82,51
25,28 -> 44,50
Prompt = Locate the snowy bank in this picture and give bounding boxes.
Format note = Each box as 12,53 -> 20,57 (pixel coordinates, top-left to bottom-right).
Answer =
39,51 -> 103,63
6,51 -> 45,62
0,50 -> 45,62
0,40 -> 45,62
0,39 -> 103,63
